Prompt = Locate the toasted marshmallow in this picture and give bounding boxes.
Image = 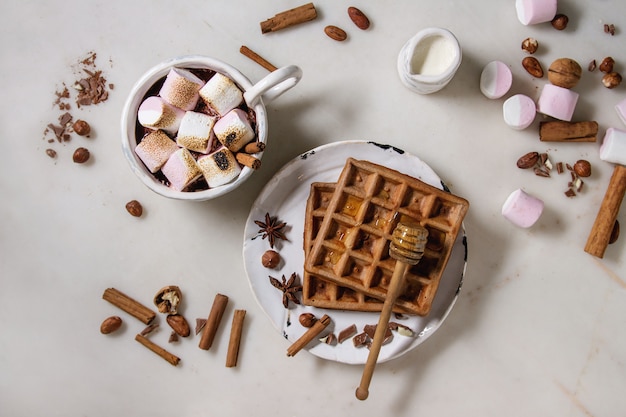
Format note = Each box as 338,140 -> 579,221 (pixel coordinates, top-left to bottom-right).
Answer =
161,148 -> 202,191
599,128 -> 626,165
480,61 -> 512,99
197,147 -> 242,188
138,96 -> 185,135
503,94 -> 536,130
176,111 -> 216,154
135,130 -> 179,173
159,68 -> 204,111
199,73 -> 244,116
213,109 -> 255,152
502,189 -> 544,228
537,84 -> 579,121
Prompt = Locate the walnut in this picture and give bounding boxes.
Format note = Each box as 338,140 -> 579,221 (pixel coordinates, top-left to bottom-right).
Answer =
154,286 -> 182,314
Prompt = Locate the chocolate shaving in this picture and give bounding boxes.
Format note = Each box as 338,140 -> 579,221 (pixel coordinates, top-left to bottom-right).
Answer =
195,318 -> 207,335
337,324 -> 357,343
353,332 -> 369,348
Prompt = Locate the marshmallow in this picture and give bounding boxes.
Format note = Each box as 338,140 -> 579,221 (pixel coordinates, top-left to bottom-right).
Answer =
503,94 -> 536,130
502,189 -> 544,228
197,147 -> 242,188
599,128 -> 626,164
515,0 -> 557,25
480,61 -> 512,99
159,68 -> 204,111
199,73 -> 244,116
161,148 -> 202,191
213,108 -> 256,152
537,84 -> 579,121
176,111 -> 216,154
135,130 -> 179,173
138,96 -> 185,135
616,98 -> 626,126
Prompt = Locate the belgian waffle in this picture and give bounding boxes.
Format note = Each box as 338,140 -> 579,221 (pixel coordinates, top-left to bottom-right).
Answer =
303,158 -> 469,316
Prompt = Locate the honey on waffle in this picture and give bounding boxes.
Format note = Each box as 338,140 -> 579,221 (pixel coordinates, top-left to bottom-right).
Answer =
303,158 -> 469,316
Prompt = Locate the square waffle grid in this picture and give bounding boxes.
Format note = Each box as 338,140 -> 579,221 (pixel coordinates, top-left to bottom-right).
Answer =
303,158 -> 469,316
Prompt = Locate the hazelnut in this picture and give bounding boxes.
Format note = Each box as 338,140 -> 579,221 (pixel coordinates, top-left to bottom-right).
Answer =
521,37 -> 538,54
72,147 -> 90,163
261,250 -> 280,268
599,57 -> 615,73
573,160 -> 591,177
551,14 -> 569,30
72,120 -> 91,136
45,149 -> 57,158
154,286 -> 182,314
517,151 -> 540,169
100,316 -> 123,334
588,59 -> 597,72
125,200 -> 143,217
602,72 -> 622,89
299,313 -> 317,328
548,58 -> 582,89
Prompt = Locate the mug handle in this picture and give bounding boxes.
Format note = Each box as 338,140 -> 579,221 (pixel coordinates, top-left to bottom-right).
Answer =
243,65 -> 303,106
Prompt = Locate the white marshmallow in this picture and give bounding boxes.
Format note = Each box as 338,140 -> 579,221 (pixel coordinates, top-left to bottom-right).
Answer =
537,84 -> 579,121
159,68 -> 204,111
480,61 -> 512,99
197,147 -> 242,188
176,111 -> 216,154
616,98 -> 626,126
503,94 -> 536,130
599,128 -> 626,165
502,189 -> 544,228
161,148 -> 202,191
135,130 -> 179,173
213,108 -> 255,152
199,73 -> 244,116
138,96 -> 185,135
515,0 -> 557,25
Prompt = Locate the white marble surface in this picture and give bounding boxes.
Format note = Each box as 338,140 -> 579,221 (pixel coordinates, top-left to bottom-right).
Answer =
1,1 -> 625,415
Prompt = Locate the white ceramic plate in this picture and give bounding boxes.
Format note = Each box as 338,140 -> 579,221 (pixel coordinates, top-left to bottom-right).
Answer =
242,141 -> 468,364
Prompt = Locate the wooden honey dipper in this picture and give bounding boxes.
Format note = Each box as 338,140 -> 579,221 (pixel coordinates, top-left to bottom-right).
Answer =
356,221 -> 428,400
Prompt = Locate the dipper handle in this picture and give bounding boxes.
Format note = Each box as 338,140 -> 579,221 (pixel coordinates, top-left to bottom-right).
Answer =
585,165 -> 626,258
356,222 -> 428,401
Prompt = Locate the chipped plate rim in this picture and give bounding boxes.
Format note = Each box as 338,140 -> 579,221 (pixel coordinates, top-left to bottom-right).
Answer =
242,140 -> 468,364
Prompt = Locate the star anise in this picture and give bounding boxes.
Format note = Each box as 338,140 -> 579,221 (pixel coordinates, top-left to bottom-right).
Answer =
254,212 -> 287,248
269,273 -> 302,308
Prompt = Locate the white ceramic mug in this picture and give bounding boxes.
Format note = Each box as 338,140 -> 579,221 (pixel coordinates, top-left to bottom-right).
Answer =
397,28 -> 462,95
121,55 -> 302,201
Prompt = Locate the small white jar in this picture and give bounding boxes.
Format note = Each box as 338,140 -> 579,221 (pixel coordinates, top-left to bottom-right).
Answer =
397,28 -> 462,94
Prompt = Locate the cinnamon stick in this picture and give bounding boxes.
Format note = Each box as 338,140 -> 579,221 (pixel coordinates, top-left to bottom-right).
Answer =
243,141 -> 266,154
135,334 -> 180,366
287,314 -> 331,356
225,309 -> 247,367
240,46 -> 277,72
236,152 -> 261,170
199,293 -> 229,350
260,3 -> 317,34
102,288 -> 156,324
539,121 -> 598,142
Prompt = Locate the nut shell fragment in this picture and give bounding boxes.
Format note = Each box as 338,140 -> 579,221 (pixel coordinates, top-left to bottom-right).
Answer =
154,285 -> 182,314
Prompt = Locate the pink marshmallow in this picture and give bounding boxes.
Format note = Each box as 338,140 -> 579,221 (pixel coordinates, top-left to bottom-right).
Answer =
480,61 -> 512,99
599,128 -> 626,165
159,68 -> 205,111
502,189 -> 544,228
537,84 -> 579,121
134,130 -> 179,173
503,94 -> 536,130
213,108 -> 256,152
515,0 -> 557,25
138,96 -> 185,135
616,98 -> 626,126
161,148 -> 202,191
